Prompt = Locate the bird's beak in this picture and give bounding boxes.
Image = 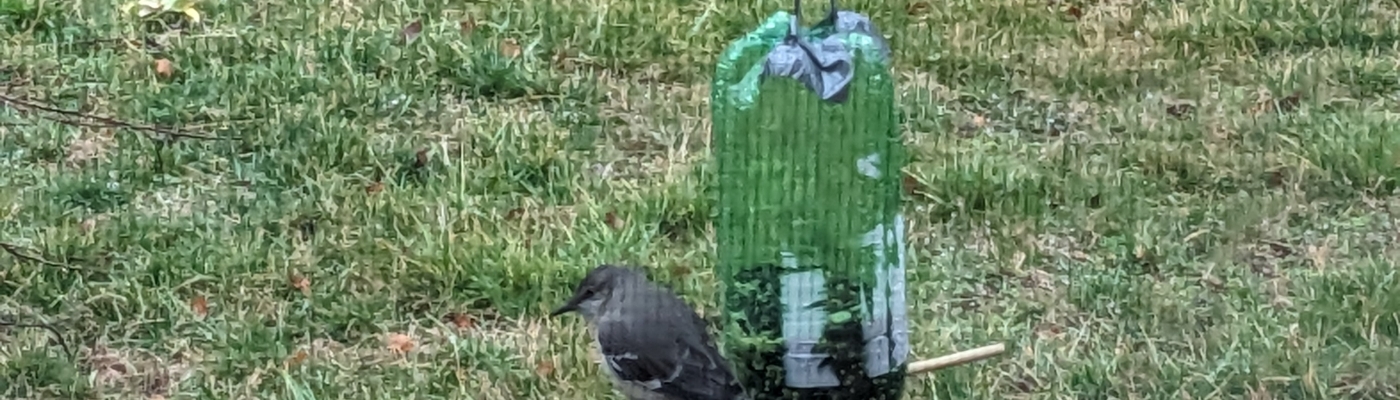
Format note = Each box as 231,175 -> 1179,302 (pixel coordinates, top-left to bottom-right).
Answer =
550,291 -> 586,317
549,303 -> 575,317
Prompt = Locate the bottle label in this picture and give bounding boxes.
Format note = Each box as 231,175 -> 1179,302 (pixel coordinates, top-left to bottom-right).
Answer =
865,213 -> 911,376
779,261 -> 841,388
778,214 -> 910,388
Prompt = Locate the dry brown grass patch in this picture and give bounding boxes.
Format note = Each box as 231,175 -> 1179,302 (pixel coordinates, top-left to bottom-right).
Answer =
64,127 -> 117,167
80,343 -> 201,399
593,73 -> 709,183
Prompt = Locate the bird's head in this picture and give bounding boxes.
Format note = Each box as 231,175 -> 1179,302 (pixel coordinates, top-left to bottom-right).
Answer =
550,264 -> 643,320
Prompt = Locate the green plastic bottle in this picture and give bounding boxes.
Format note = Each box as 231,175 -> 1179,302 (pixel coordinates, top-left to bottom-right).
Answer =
712,1 -> 908,399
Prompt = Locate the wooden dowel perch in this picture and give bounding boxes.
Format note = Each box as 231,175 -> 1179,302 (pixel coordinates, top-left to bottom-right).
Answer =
905,343 -> 1006,376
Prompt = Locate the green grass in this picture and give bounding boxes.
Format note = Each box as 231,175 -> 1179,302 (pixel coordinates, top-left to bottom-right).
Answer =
1,0 -> 1398,398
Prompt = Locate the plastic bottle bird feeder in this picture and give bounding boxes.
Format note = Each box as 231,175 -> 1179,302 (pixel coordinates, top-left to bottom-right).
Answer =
711,1 -> 910,398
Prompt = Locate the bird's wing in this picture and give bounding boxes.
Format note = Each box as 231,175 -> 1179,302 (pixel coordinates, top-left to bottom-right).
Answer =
596,297 -> 746,400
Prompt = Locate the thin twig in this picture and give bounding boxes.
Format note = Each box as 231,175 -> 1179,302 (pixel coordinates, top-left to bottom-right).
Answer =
0,242 -> 86,273
0,242 -> 68,268
905,343 -> 1006,375
43,37 -> 134,48
0,92 -> 225,141
0,314 -> 75,360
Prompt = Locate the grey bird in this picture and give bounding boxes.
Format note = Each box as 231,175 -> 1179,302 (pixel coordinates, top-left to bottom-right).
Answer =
550,265 -> 748,400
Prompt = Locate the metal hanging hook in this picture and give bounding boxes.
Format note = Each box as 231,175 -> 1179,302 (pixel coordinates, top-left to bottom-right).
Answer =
788,0 -> 802,38
790,0 -> 841,38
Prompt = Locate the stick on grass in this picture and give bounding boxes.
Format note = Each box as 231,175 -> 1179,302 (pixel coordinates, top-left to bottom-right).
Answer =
905,343 -> 1006,376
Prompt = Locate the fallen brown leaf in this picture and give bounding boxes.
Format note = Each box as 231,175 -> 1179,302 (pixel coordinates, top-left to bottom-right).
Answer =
1278,91 -> 1303,112
414,147 -> 430,168
535,359 -> 556,377
284,349 -> 309,367
154,59 -> 175,78
1266,169 -> 1287,188
1065,5 -> 1083,20
901,172 -> 928,197
401,19 -> 423,44
445,312 -> 477,331
504,207 -> 525,221
905,0 -> 931,15
386,333 -> 415,354
189,295 -> 208,318
971,114 -> 988,128
289,273 -> 311,296
366,181 -> 384,195
604,211 -> 624,230
500,39 -> 521,58
460,16 -> 476,37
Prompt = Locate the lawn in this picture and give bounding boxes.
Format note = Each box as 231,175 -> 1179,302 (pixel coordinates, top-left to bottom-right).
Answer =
1,0 -> 1399,398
